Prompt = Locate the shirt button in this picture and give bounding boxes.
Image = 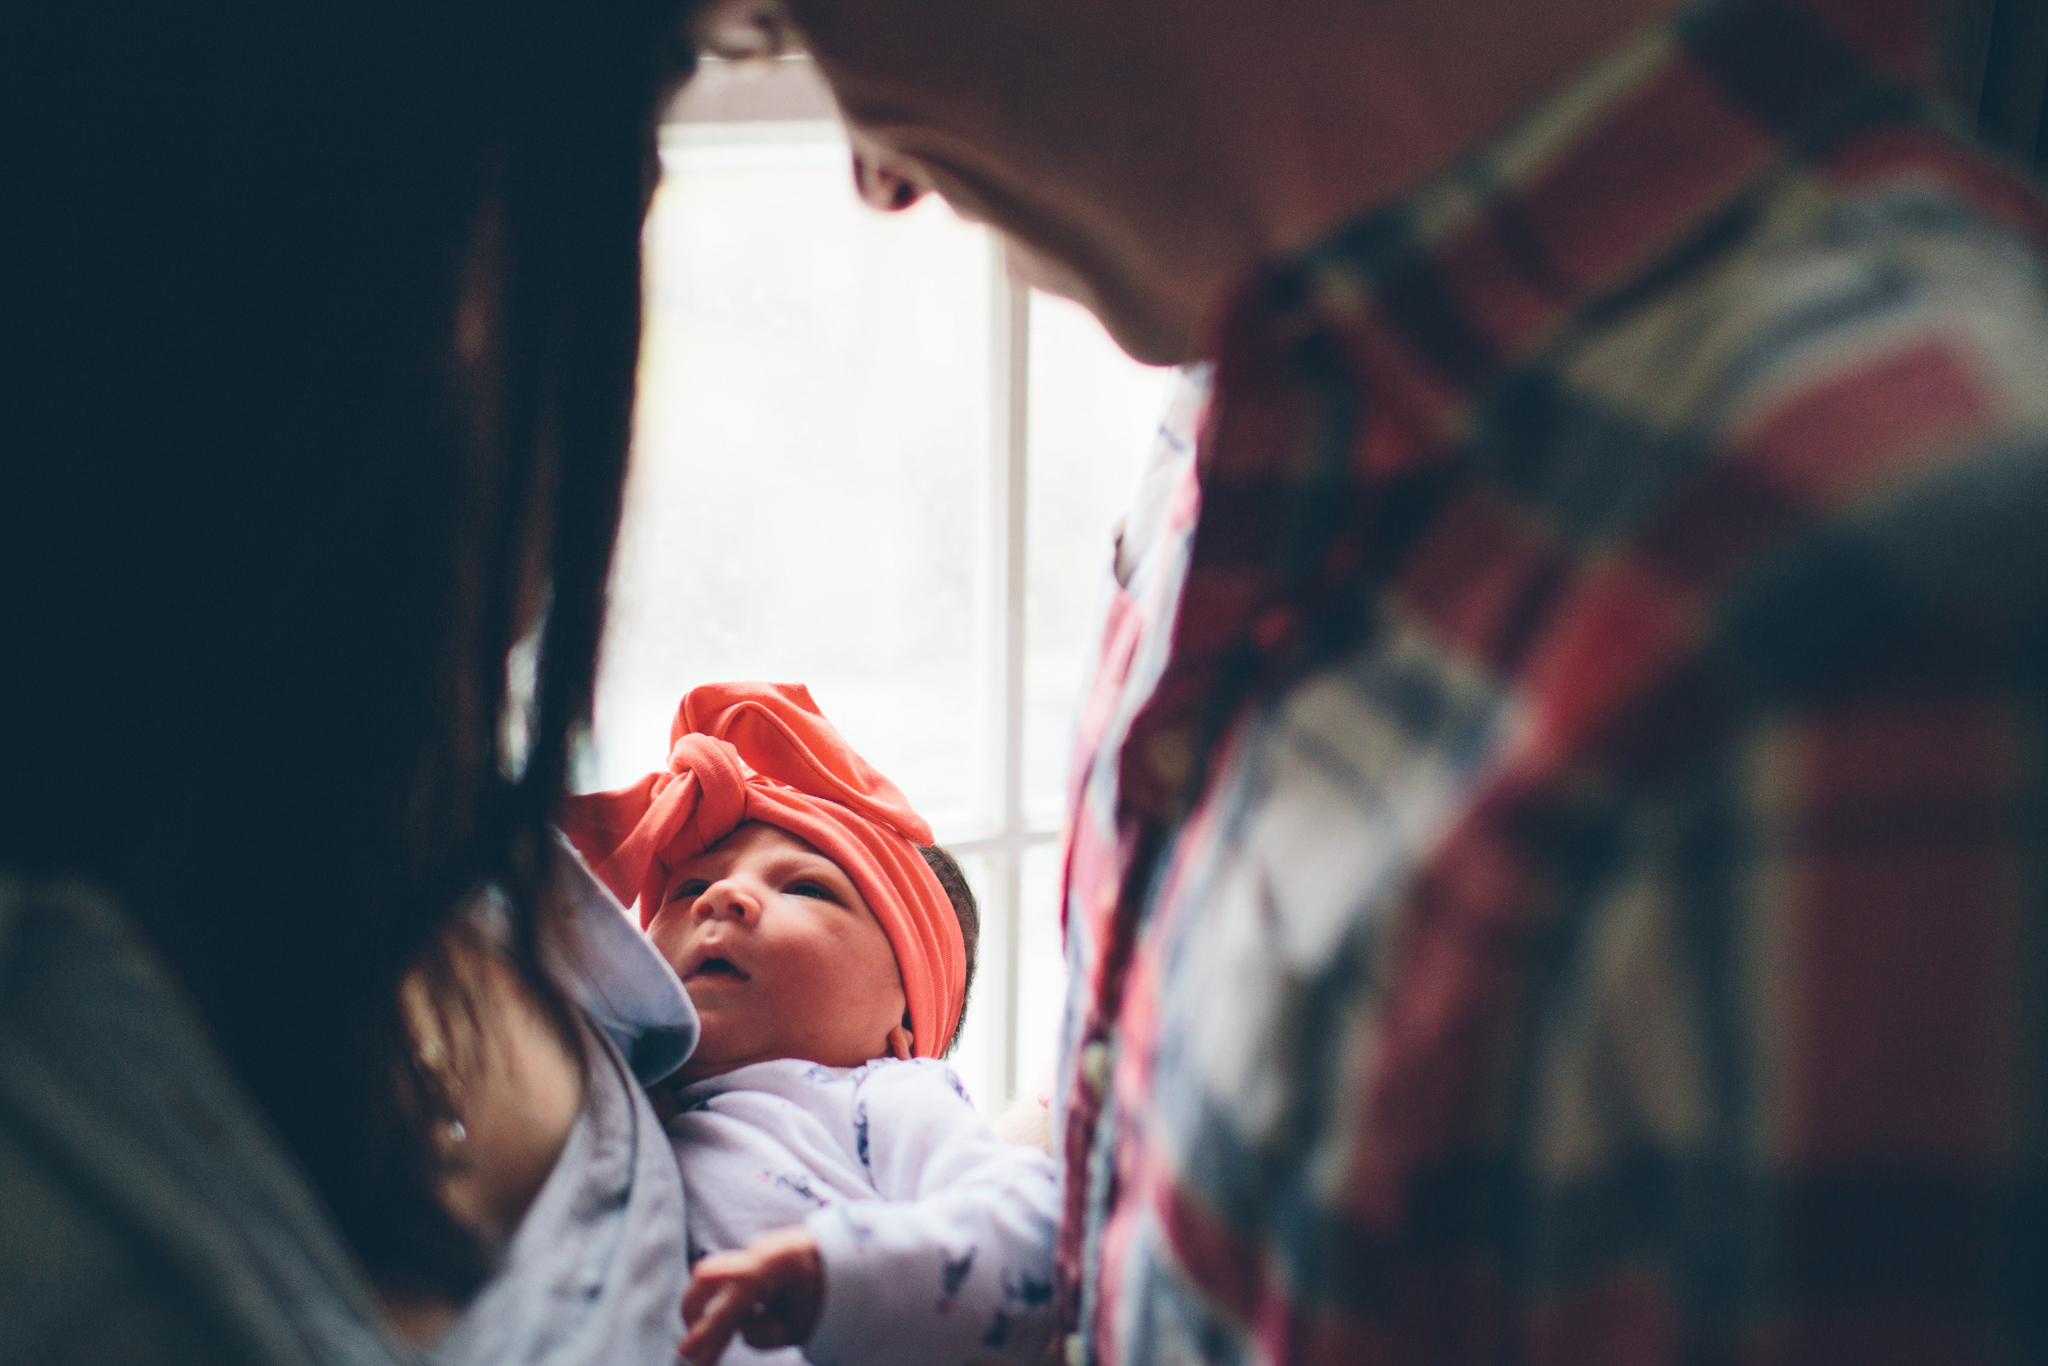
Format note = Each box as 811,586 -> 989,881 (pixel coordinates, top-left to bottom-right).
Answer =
1080,1041 -> 1112,1094
1065,1333 -> 1088,1366
1148,729 -> 1193,786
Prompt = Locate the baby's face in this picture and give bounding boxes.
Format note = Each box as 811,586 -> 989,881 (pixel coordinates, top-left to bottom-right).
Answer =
647,821 -> 911,1081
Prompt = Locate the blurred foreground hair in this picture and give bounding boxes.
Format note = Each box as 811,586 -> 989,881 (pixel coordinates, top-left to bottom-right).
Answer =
1,0 -> 703,1296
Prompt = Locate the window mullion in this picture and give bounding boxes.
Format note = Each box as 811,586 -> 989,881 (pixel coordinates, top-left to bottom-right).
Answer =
985,241 -> 1031,1107
1001,264 -> 1030,1106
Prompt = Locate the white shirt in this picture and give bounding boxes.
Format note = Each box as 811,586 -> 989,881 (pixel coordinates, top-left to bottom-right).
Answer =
669,1058 -> 1059,1366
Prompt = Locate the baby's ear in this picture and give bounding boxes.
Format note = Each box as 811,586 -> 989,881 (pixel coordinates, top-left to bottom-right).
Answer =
883,1023 -> 913,1061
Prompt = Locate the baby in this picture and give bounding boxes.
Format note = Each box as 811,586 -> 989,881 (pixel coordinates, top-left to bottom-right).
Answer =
560,682 -> 1058,1366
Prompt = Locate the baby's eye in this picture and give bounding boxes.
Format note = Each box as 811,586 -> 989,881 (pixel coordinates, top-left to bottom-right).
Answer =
787,880 -> 838,902
668,879 -> 710,903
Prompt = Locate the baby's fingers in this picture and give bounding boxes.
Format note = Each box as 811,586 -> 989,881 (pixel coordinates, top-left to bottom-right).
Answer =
678,1280 -> 754,1366
681,1250 -> 761,1327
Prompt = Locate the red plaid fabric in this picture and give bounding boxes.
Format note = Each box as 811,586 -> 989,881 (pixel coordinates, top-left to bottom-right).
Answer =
1051,2 -> 2048,1362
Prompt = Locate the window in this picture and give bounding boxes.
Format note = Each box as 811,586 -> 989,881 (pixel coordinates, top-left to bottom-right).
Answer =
584,58 -> 1177,1110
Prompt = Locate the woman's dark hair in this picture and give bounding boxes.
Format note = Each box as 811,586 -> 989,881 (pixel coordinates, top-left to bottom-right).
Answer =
917,845 -> 981,1055
2,0 -> 703,1297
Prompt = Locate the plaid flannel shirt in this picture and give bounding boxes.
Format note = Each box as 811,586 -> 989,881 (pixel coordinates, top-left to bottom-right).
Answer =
1052,1 -> 2048,1362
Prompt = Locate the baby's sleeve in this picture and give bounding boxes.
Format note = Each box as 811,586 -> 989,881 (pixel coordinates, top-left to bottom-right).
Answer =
802,1061 -> 1059,1366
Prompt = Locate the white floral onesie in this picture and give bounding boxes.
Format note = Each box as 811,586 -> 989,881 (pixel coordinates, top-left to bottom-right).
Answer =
667,1058 -> 1059,1366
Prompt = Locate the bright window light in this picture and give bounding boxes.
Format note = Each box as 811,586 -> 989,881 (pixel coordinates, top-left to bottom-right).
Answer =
589,61 -> 1177,1110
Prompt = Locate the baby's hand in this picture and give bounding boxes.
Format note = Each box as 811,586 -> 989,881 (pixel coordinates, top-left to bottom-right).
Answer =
678,1226 -> 824,1365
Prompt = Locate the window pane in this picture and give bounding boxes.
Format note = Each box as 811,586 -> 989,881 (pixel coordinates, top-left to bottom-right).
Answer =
590,123 -> 998,839
1023,293 -> 1177,830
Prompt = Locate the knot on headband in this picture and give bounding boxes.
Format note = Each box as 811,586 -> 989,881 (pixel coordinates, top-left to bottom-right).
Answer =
660,733 -> 749,847
558,682 -> 965,1056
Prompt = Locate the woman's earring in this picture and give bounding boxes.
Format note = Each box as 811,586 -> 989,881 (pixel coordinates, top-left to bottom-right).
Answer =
416,1040 -> 468,1145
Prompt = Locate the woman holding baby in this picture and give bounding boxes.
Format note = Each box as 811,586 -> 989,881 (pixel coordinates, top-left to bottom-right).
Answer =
1,3 -> 1055,1364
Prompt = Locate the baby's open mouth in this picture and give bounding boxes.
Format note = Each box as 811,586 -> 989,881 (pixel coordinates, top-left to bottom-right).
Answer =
685,955 -> 750,983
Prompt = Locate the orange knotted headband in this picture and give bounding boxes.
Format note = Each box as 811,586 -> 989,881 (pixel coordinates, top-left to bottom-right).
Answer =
557,681 -> 966,1056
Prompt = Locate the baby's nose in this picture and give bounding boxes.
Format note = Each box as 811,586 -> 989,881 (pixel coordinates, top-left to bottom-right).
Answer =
695,877 -> 759,922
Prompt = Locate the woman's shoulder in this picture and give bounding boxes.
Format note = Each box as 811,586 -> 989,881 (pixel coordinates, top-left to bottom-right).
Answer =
0,876 -> 408,1366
